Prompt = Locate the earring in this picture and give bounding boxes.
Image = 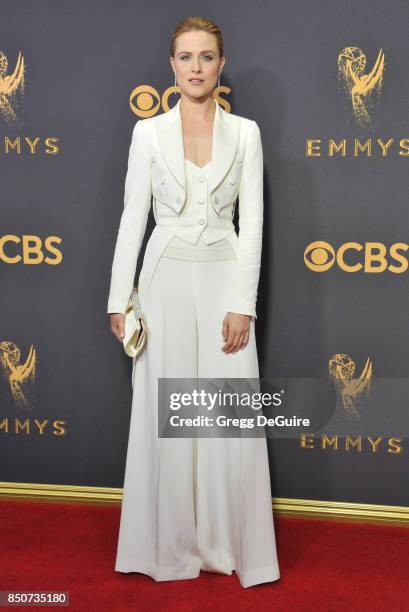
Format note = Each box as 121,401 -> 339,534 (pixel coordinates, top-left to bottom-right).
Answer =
218,72 -> 221,89
169,74 -> 179,100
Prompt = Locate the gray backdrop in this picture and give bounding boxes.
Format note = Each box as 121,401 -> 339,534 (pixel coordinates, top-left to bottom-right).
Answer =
1,0 -> 408,505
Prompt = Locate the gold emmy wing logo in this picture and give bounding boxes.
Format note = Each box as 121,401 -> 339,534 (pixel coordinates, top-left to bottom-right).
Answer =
0,340 -> 36,408
337,47 -> 385,127
0,50 -> 25,125
328,353 -> 373,419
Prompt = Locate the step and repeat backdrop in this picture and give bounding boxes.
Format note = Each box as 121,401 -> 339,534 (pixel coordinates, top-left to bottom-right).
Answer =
1,0 -> 408,506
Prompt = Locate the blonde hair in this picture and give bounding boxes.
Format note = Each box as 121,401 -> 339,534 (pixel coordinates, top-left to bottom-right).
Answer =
170,16 -> 223,59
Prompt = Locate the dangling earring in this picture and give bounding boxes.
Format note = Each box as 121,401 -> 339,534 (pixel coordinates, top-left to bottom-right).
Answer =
168,74 -> 179,102
218,72 -> 221,89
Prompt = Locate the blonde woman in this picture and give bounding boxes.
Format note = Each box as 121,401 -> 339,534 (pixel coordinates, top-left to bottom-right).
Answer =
107,16 -> 280,588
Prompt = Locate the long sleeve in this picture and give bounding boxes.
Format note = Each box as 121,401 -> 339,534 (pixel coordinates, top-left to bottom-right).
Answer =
226,120 -> 264,319
107,120 -> 152,314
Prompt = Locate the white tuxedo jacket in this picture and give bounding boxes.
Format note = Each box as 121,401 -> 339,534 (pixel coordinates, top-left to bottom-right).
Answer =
107,98 -> 264,318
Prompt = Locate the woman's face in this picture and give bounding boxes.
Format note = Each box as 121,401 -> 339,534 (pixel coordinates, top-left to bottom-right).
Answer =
170,30 -> 224,99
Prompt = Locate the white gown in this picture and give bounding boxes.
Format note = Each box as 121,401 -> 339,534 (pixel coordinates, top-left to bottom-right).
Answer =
115,159 -> 280,588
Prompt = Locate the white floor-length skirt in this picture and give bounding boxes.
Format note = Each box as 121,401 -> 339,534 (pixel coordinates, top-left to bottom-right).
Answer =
115,227 -> 280,588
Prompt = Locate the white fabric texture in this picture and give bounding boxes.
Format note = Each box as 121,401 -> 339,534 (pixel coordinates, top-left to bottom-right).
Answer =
115,252 -> 280,588
161,159 -> 236,261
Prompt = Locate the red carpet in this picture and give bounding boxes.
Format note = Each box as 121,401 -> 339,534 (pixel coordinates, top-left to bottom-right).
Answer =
1,500 -> 408,611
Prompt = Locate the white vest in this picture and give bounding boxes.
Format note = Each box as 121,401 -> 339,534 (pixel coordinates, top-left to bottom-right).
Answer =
161,159 -> 235,260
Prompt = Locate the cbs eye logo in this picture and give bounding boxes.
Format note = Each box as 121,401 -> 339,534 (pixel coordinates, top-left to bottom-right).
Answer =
304,241 -> 336,272
129,84 -> 231,117
304,240 -> 408,273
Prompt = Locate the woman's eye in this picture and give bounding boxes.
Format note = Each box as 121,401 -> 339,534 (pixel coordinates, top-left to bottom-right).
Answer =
180,55 -> 213,61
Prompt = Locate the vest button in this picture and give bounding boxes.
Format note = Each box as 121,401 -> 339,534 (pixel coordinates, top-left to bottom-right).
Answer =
198,175 -> 205,183
198,198 -> 205,205
237,156 -> 243,163
152,156 -> 156,163
213,196 -> 219,204
229,177 -> 235,185
198,218 -> 205,225
161,178 -> 166,184
176,196 -> 182,203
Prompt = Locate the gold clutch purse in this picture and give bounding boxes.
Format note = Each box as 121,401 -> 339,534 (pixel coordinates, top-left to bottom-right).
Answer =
123,287 -> 147,358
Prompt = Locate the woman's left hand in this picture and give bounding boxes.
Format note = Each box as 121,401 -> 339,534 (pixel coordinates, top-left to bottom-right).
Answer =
222,312 -> 252,354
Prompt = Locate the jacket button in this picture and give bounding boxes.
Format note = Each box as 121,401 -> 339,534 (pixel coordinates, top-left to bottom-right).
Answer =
198,198 -> 205,205
229,177 -> 235,185
198,218 -> 205,225
176,196 -> 182,203
213,196 -> 219,204
198,175 -> 205,183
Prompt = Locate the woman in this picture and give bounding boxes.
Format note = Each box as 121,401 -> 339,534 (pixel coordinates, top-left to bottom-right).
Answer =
107,16 -> 280,588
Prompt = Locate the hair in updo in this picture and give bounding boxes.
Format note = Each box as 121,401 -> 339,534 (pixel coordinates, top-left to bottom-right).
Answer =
170,16 -> 223,59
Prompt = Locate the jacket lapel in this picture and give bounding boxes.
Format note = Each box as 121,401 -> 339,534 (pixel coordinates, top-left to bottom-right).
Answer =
155,97 -> 240,198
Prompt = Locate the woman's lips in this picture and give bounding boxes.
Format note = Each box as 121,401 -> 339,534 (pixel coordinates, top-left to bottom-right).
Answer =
189,79 -> 204,84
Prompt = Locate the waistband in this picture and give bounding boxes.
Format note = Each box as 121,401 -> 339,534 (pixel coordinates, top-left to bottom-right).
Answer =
160,235 -> 236,261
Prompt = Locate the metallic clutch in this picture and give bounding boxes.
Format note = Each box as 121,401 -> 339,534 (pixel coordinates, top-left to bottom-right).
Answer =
123,287 -> 147,358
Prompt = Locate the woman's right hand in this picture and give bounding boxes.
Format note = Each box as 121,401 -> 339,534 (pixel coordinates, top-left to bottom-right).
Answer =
110,313 -> 126,343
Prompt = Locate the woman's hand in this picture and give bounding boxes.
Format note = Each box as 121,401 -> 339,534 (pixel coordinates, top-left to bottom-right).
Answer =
110,313 -> 126,343
222,312 -> 251,354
